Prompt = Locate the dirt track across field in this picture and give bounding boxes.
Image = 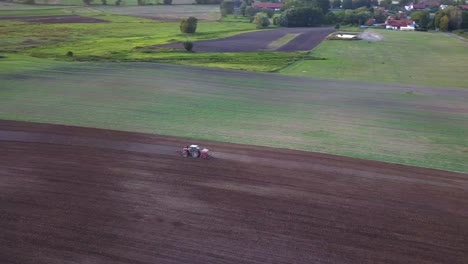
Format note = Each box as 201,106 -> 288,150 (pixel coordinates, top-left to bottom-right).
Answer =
94,5 -> 221,22
156,27 -> 335,52
1,120 -> 468,264
0,15 -> 109,23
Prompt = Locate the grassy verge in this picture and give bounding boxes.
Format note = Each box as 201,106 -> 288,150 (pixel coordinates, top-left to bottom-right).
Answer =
280,29 -> 468,88
0,54 -> 58,74
453,29 -> 468,39
0,8 -> 79,16
100,50 -> 310,71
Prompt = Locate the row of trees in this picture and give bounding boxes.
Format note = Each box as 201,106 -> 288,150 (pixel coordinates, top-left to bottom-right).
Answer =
226,0 -> 332,27
331,7 -> 382,25
335,5 -> 468,31
433,7 -> 464,31
222,0 -> 396,28
339,0 -> 378,9
280,7 -> 387,26
422,7 -> 467,31
278,6 -> 324,27
226,0 -> 378,28
281,0 -> 330,14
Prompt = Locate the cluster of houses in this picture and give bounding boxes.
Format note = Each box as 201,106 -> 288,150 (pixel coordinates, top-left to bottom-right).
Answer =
405,1 -> 468,11
403,0 -> 441,10
381,1 -> 468,30
250,0 -> 467,31
363,16 -> 417,30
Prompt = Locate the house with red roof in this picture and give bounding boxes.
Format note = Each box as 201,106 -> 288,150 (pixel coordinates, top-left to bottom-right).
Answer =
385,17 -> 414,29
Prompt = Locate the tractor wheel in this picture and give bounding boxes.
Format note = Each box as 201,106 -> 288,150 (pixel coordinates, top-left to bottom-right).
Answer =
182,151 -> 188,157
191,150 -> 200,158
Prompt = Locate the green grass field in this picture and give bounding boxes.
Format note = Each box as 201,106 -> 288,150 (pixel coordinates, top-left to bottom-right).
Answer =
0,6 -> 305,71
280,29 -> 468,88
1,56 -> 467,173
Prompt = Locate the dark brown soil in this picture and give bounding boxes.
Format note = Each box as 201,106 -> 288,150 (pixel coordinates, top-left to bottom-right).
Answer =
1,119 -> 468,264
0,15 -> 109,23
156,27 -> 335,52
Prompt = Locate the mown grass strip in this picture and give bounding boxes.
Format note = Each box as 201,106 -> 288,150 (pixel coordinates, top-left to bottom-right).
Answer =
266,33 -> 300,51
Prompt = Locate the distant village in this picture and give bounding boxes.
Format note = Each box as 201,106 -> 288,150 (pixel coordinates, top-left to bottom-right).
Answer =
250,0 -> 468,31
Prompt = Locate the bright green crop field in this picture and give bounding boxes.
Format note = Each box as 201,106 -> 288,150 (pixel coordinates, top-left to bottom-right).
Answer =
0,5 -> 307,72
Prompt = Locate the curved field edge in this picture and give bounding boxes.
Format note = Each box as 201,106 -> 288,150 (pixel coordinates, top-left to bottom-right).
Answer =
2,121 -> 468,264
1,58 -> 467,173
280,29 -> 468,88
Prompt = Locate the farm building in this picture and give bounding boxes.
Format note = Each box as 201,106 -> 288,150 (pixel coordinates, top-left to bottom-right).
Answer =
385,17 -> 414,30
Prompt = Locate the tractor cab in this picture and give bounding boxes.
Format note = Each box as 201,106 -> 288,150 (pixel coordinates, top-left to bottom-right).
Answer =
181,144 -> 210,159
182,145 -> 201,158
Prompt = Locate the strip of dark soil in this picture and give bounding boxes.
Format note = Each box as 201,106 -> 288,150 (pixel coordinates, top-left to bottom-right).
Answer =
0,15 -> 109,23
277,27 -> 336,51
156,27 -> 335,52
1,120 -> 468,264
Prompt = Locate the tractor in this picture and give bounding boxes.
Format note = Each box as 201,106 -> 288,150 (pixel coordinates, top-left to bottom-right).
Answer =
181,145 -> 210,159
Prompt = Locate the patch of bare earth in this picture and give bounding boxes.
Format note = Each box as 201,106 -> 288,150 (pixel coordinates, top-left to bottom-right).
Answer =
154,27 -> 335,52
1,120 -> 468,264
94,5 -> 221,22
0,15 -> 109,23
359,30 -> 384,42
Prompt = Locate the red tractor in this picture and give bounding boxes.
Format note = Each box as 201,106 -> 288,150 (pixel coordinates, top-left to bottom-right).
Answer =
181,145 -> 210,159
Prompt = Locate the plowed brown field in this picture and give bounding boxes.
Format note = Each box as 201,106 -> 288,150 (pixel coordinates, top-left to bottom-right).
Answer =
1,120 -> 468,264
157,27 -> 335,52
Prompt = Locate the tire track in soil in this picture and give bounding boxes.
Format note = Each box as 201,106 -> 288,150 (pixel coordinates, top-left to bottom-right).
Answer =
2,129 -> 466,190
3,130 -> 466,190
